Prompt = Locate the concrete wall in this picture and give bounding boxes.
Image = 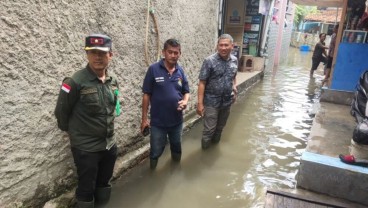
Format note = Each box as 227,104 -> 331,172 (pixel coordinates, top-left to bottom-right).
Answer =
262,0 -> 294,71
0,0 -> 219,207
279,1 -> 294,64
264,21 -> 278,72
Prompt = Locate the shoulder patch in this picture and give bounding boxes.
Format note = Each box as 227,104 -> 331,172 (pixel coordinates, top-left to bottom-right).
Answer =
61,83 -> 71,93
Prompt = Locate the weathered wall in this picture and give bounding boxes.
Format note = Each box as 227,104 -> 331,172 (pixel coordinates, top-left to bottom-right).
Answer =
263,0 -> 294,72
279,1 -> 294,64
0,0 -> 219,207
264,21 -> 278,72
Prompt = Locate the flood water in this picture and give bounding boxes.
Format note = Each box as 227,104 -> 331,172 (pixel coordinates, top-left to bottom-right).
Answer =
107,47 -> 326,208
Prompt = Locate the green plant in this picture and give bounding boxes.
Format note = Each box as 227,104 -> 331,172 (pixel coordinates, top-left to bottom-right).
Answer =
294,5 -> 318,30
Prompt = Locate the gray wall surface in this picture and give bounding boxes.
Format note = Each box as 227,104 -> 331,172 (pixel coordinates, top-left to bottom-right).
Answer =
0,0 -> 219,207
279,4 -> 294,65
264,21 -> 278,72
263,1 -> 293,71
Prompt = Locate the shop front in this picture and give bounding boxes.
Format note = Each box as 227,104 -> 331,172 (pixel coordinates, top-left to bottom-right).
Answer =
221,0 -> 269,72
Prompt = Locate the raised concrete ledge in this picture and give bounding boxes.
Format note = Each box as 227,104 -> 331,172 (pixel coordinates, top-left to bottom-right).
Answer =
306,102 -> 354,157
320,87 -> 355,106
237,71 -> 264,93
300,151 -> 368,174
297,151 -> 368,206
296,100 -> 368,205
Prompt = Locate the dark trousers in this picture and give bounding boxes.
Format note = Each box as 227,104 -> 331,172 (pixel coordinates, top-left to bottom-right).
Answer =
202,106 -> 231,143
71,145 -> 117,202
311,56 -> 327,71
150,123 -> 183,160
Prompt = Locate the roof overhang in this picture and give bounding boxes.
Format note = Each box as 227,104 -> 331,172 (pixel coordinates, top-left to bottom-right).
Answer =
290,0 -> 344,7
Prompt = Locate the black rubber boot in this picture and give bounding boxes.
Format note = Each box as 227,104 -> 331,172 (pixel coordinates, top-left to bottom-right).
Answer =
171,152 -> 181,162
76,199 -> 94,208
95,186 -> 111,206
211,132 -> 221,144
201,139 -> 211,150
150,159 -> 158,170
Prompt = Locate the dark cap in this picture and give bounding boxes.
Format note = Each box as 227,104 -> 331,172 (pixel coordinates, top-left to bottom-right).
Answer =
85,34 -> 112,52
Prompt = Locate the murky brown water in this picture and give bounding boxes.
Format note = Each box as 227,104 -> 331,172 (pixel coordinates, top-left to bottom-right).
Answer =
107,47 -> 326,208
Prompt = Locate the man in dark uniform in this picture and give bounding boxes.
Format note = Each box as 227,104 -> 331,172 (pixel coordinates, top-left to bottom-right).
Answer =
197,34 -> 238,150
55,34 -> 119,208
141,39 -> 190,170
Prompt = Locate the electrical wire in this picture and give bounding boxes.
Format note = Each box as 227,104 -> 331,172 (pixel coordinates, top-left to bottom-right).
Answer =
144,0 -> 151,66
150,9 -> 160,62
144,0 -> 160,67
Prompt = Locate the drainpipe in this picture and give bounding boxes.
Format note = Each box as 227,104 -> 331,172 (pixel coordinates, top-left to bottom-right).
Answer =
259,0 -> 276,57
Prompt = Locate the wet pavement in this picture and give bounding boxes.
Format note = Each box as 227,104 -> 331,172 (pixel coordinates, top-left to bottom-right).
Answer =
296,74 -> 368,206
296,99 -> 368,207
106,47 -> 328,208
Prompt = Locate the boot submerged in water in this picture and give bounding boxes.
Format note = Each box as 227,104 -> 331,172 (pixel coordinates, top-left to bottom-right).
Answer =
76,199 -> 94,208
94,186 -> 111,206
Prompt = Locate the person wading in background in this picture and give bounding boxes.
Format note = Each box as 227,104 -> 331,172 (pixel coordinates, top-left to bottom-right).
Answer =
310,33 -> 329,77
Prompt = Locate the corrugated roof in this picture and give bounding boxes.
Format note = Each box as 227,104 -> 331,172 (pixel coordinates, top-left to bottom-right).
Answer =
304,8 -> 342,23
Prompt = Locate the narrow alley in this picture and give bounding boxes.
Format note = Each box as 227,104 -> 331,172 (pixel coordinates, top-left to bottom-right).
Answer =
106,47 -> 325,208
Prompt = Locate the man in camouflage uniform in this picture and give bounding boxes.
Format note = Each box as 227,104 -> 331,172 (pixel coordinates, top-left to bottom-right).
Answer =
55,34 -> 119,208
197,34 -> 238,150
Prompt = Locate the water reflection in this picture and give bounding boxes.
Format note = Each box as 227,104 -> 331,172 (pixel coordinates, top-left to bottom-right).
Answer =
107,47 -> 325,208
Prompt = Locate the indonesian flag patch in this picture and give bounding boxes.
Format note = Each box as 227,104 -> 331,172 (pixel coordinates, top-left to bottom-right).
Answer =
61,83 -> 71,93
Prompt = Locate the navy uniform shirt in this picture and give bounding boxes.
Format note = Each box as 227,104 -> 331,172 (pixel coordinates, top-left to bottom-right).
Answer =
142,59 -> 190,128
199,53 -> 238,108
